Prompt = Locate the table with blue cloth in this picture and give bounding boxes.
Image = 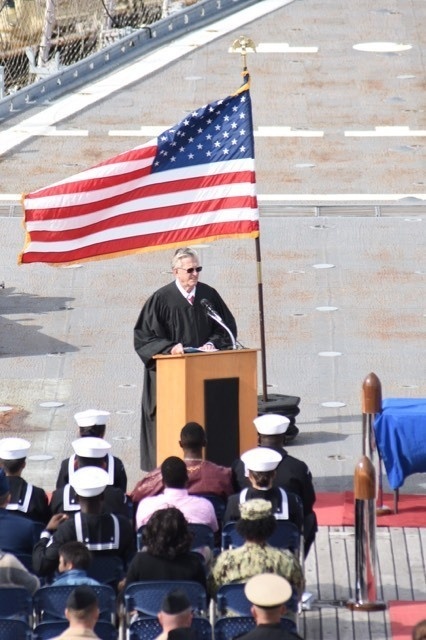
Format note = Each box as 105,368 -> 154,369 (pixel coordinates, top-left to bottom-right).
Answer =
374,398 -> 426,497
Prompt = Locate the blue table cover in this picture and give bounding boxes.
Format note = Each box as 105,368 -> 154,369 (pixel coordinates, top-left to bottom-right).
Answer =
374,398 -> 426,490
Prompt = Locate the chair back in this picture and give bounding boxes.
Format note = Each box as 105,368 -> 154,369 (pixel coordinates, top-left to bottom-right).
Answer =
0,586 -> 33,623
214,614 -> 298,639
214,616 -> 255,640
33,620 -> 118,639
124,580 -> 207,618
137,523 -> 214,553
188,522 -> 215,550
216,583 -> 251,616
33,583 -> 116,624
86,554 -> 125,589
0,619 -> 32,640
129,616 -> 211,640
221,519 -> 301,555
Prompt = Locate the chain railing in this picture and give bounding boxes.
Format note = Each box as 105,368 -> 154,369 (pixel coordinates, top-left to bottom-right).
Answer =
0,0 -> 197,95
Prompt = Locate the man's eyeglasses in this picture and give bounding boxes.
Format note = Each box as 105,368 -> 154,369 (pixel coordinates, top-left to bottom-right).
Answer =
176,266 -> 203,274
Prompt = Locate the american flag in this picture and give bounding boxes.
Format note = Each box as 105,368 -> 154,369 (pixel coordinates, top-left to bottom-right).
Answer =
19,79 -> 259,265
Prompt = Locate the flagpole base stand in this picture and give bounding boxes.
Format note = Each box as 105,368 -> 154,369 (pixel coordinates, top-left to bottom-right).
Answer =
346,599 -> 387,612
376,504 -> 393,516
257,393 -> 301,443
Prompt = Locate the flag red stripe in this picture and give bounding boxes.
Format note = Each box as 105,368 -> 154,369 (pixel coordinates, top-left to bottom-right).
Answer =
20,220 -> 258,264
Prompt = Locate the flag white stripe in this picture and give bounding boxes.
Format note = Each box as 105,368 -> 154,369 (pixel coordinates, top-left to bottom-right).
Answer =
24,206 -> 259,253
26,182 -> 257,232
24,158 -> 255,210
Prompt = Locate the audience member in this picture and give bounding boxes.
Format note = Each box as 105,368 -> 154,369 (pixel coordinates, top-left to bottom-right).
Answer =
0,548 -> 40,594
0,468 -> 40,554
0,436 -> 50,524
131,422 -> 233,503
33,466 -> 135,577
135,457 -> 218,532
224,447 -> 304,535
155,589 -> 197,640
208,499 -> 304,602
240,573 -> 303,639
121,507 -> 206,591
50,585 -> 100,639
51,437 -> 129,518
232,414 -> 317,555
413,619 -> 426,640
56,410 -> 127,492
53,541 -> 100,586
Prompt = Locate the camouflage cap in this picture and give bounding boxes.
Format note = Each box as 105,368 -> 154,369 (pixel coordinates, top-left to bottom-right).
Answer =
239,498 -> 273,521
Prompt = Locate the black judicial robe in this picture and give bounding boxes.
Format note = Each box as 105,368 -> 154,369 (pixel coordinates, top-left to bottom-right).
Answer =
134,281 -> 237,471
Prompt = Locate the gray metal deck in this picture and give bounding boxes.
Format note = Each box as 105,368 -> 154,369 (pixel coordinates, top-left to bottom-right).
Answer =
0,0 -> 425,637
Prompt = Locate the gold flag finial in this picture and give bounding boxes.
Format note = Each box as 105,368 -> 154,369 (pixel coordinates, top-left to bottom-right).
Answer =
229,36 -> 256,70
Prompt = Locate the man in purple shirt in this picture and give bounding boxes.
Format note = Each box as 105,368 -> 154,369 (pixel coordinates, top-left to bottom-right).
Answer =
131,422 -> 233,503
135,456 -> 218,532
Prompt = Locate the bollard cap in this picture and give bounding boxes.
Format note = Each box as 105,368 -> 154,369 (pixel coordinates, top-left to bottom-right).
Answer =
354,456 -> 376,500
362,372 -> 382,414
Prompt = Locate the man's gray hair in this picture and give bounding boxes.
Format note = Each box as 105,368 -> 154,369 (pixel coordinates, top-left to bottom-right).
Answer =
171,247 -> 199,269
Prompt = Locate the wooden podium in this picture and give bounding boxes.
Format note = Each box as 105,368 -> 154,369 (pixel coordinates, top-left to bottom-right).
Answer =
153,349 -> 258,467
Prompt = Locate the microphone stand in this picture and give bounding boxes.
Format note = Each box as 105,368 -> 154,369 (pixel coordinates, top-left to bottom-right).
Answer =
205,309 -> 237,350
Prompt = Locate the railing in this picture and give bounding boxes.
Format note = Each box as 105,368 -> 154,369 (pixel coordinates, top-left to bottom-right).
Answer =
1,201 -> 425,218
0,0 -> 261,120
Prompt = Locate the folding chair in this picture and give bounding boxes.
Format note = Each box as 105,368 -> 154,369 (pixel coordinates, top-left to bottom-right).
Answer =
0,586 -> 33,624
86,554 -> 125,590
137,523 -> 214,553
128,616 -> 212,640
188,522 -> 215,550
216,582 -> 299,624
216,583 -> 251,616
214,616 -> 255,640
221,519 -> 301,555
124,580 -> 207,622
33,583 -> 117,624
0,619 -> 32,640
33,620 -> 118,639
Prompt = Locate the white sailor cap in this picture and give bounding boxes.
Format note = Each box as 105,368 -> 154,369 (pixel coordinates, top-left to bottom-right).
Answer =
72,437 -> 111,459
241,447 -> 282,473
0,437 -> 31,460
74,409 -> 110,428
70,466 -> 109,497
253,413 -> 290,435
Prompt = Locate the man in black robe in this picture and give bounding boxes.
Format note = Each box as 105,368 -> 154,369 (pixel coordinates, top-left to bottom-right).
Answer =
134,247 -> 237,471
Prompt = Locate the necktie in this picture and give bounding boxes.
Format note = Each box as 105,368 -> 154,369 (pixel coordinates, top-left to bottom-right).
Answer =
188,295 -> 195,305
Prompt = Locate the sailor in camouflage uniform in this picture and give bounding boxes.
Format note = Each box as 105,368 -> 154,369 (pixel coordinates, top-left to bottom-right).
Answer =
208,499 -> 304,601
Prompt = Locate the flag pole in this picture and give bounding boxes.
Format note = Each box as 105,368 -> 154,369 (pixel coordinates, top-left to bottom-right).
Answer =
230,36 -> 268,403
230,37 -> 301,437
255,235 -> 269,402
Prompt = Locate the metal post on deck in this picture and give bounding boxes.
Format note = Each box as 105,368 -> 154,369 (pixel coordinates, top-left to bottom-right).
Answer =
362,372 -> 392,515
346,455 -> 386,611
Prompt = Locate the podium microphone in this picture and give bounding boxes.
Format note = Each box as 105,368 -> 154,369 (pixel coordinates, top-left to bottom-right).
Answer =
200,298 -> 237,350
200,298 -> 220,319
